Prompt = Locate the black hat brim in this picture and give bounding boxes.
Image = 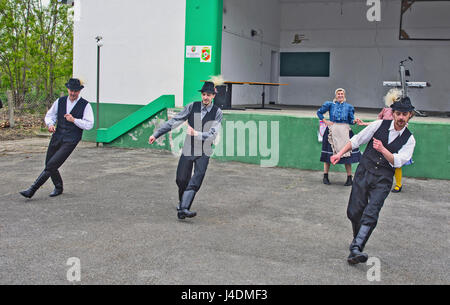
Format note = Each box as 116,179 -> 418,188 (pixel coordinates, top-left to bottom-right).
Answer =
198,89 -> 216,93
391,106 -> 415,112
391,99 -> 414,112
391,96 -> 414,112
391,104 -> 415,112
65,83 -> 84,91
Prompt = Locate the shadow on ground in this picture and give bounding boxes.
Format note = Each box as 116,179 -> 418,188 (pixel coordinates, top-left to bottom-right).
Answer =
0,138 -> 448,284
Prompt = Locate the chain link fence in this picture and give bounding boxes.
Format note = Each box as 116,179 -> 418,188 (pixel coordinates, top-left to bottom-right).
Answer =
0,90 -> 63,138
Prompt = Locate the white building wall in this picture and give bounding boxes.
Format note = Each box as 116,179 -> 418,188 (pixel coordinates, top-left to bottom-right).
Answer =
278,0 -> 450,111
221,0 -> 281,105
73,0 -> 450,111
73,0 -> 186,107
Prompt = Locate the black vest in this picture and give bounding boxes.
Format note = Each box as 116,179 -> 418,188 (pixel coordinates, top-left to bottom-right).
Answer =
360,120 -> 412,177
183,102 -> 219,157
53,96 -> 89,143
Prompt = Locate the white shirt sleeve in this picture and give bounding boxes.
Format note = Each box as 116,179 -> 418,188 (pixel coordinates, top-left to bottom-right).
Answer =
350,120 -> 383,149
44,99 -> 59,127
74,102 -> 94,130
393,135 -> 415,168
350,119 -> 415,168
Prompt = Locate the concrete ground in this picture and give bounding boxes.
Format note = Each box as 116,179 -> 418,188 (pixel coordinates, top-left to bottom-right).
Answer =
0,138 -> 449,285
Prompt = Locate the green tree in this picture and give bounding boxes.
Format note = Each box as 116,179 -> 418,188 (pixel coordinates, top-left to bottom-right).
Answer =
0,0 -> 73,111
31,0 -> 73,107
0,0 -> 34,108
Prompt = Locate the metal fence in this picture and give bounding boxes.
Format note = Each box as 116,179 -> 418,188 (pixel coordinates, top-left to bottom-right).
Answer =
0,91 -> 51,129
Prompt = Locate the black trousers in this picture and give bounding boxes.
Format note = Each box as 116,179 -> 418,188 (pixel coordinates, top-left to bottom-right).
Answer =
175,154 -> 210,201
44,137 -> 78,183
347,164 -> 393,228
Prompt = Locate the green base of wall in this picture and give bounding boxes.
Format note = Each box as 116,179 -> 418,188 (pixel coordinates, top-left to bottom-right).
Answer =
83,103 -> 144,142
82,102 -> 171,150
103,109 -> 171,151
83,104 -> 450,180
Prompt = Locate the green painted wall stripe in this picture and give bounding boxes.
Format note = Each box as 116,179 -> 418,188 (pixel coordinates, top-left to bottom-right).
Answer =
183,0 -> 223,105
103,109 -> 171,151
96,95 -> 175,143
210,114 -> 450,180
83,104 -> 450,180
83,103 -> 144,142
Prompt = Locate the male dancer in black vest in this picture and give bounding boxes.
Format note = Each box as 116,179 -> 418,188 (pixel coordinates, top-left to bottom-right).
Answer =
20,78 -> 94,198
149,81 -> 223,219
331,97 -> 416,264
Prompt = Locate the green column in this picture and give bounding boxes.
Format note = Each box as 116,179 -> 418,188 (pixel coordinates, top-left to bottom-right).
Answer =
183,0 -> 223,105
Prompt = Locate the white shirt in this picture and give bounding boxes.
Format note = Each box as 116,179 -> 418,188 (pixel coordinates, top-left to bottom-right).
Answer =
350,120 -> 415,168
45,97 -> 94,130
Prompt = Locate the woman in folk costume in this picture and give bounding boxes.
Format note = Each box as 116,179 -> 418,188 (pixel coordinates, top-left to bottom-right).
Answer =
358,88 -> 413,193
317,88 -> 361,186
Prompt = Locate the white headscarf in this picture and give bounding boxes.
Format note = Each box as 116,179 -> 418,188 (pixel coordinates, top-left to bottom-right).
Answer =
333,88 -> 346,102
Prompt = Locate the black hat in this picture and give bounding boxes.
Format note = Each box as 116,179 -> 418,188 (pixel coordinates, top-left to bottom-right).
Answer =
391,96 -> 415,112
65,78 -> 84,91
199,81 -> 216,94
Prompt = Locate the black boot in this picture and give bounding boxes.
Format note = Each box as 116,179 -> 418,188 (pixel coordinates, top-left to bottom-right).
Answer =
351,222 -> 360,238
49,171 -> 63,197
347,225 -> 374,265
323,173 -> 331,185
20,170 -> 51,198
177,190 -> 197,219
344,175 -> 353,186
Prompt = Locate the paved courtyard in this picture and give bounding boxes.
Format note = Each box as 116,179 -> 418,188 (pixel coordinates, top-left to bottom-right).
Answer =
0,138 -> 448,284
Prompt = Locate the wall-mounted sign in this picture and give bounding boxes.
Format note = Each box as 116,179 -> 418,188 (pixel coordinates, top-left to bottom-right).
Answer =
200,46 -> 211,62
186,46 -> 201,58
186,45 -> 212,63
